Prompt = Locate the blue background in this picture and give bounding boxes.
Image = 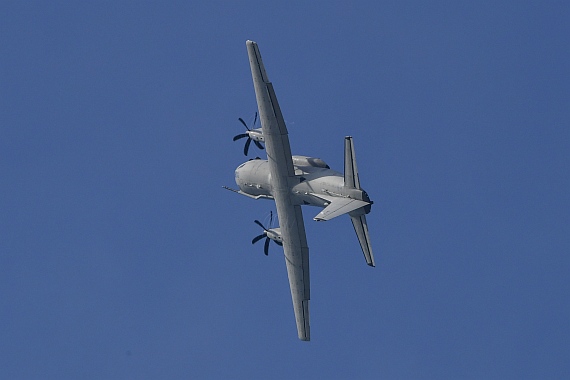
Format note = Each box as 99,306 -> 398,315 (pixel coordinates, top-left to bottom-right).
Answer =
1,1 -> 569,379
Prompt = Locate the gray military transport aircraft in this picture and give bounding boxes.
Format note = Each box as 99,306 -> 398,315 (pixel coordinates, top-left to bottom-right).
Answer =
224,41 -> 375,341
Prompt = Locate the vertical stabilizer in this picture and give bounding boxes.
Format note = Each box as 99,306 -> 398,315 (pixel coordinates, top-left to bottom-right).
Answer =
344,136 -> 360,189
344,136 -> 376,267
350,214 -> 375,267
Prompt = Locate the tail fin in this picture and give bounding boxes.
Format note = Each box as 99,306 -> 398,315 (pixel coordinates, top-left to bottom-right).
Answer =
344,136 -> 376,267
350,214 -> 375,267
344,136 -> 360,189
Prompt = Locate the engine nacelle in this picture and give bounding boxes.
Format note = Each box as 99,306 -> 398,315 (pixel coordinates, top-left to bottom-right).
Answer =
247,128 -> 264,142
266,228 -> 282,243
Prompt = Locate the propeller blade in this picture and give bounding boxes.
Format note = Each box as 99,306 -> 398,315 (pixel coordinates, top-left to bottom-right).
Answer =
275,241 -> 283,246
252,234 -> 266,244
264,237 -> 270,255
253,112 -> 258,127
244,138 -> 252,156
233,133 -> 248,141
238,117 -> 250,130
253,140 -> 264,150
254,220 -> 267,231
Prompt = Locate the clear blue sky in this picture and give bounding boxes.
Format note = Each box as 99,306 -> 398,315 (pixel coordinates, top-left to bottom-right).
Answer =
1,1 -> 569,379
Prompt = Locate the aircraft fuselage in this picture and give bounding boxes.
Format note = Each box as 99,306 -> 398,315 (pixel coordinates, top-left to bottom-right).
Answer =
234,156 -> 372,215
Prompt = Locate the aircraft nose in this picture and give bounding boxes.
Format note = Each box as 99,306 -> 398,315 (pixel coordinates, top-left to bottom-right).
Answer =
234,160 -> 258,189
234,162 -> 248,187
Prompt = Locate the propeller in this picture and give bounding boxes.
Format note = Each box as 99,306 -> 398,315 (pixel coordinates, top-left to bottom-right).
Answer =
233,112 -> 264,156
251,212 -> 282,256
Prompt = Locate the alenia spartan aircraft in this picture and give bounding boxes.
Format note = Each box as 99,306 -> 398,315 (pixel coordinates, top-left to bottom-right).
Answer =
224,41 -> 375,341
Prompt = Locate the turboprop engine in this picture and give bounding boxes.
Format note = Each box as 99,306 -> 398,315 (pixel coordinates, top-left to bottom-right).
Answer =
233,112 -> 265,156
251,213 -> 282,255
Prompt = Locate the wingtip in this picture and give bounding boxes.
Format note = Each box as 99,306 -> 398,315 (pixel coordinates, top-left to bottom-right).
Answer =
298,330 -> 310,341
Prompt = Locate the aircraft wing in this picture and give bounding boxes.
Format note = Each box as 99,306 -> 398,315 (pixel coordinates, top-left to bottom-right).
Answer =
246,40 -> 311,341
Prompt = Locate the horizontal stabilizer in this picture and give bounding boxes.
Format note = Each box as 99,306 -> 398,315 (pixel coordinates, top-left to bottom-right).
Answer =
313,197 -> 370,222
